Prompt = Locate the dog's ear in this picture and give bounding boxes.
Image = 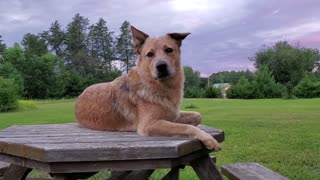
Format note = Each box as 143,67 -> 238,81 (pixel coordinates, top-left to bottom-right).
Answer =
167,33 -> 191,47
131,26 -> 149,54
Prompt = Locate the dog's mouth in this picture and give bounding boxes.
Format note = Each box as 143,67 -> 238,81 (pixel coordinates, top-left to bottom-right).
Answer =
155,72 -> 171,80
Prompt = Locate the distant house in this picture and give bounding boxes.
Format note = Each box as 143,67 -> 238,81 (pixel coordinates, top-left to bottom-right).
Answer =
212,83 -> 231,98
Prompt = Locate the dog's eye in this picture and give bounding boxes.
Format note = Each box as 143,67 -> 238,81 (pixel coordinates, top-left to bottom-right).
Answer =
146,52 -> 154,58
165,48 -> 173,53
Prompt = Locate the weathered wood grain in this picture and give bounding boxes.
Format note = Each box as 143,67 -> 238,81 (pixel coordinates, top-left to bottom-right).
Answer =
190,154 -> 223,180
0,123 -> 224,162
221,163 -> 289,180
0,161 -> 10,176
2,164 -> 31,180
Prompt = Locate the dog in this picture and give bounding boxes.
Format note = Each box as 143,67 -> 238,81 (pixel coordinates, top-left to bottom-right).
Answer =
75,26 -> 221,150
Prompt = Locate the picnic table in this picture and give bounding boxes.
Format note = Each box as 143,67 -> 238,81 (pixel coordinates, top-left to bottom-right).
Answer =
0,123 -> 224,180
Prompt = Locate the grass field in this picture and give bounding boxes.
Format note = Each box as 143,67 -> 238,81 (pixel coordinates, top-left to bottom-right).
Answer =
0,98 -> 319,179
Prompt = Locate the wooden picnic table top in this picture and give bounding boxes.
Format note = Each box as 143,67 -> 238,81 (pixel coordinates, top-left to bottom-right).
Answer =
0,123 -> 224,163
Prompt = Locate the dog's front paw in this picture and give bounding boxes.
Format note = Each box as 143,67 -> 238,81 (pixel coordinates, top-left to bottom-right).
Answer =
197,132 -> 221,151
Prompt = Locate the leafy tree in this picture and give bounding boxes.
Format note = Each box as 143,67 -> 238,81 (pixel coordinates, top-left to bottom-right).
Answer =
0,62 -> 24,96
0,78 -> 18,112
41,20 -> 66,57
116,21 -> 136,73
183,66 -> 201,98
203,86 -> 222,98
0,35 -> 6,56
293,73 -> 320,98
22,33 -> 48,57
227,76 -> 253,99
250,41 -> 320,95
210,70 -> 253,84
251,65 -> 283,98
2,44 -> 26,73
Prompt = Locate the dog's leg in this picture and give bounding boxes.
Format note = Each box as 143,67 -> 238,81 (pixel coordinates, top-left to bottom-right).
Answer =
137,120 -> 221,150
175,111 -> 202,126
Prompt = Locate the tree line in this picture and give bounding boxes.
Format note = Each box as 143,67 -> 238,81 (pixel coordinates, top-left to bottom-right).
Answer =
1,14 -> 320,111
0,14 -> 137,111
183,41 -> 320,99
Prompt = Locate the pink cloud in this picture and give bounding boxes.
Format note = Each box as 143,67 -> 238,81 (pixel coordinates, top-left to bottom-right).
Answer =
299,34 -> 320,43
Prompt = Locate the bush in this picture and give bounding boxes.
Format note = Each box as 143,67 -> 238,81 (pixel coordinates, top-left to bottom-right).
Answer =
184,87 -> 202,98
294,73 -> 320,98
203,86 -> 222,98
0,62 -> 24,96
227,76 -> 253,99
0,78 -> 19,112
251,65 -> 284,98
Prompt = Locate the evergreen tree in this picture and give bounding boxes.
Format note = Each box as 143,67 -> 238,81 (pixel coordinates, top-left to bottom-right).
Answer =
252,65 -> 283,98
41,20 -> 66,57
65,13 -> 93,75
116,21 -> 136,73
0,35 -> 6,56
88,18 -> 115,73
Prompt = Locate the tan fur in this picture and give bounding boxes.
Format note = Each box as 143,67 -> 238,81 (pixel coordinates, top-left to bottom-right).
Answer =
75,26 -> 221,150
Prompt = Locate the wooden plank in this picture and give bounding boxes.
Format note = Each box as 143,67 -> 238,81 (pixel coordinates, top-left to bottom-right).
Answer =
2,164 -> 32,180
123,169 -> 155,180
0,149 -> 211,174
0,161 -> 10,176
109,171 -> 132,180
221,163 -> 289,180
0,154 -> 50,173
190,154 -> 223,180
0,123 -> 224,162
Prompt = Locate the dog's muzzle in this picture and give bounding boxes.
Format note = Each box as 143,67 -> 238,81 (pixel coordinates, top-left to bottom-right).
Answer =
155,61 -> 170,80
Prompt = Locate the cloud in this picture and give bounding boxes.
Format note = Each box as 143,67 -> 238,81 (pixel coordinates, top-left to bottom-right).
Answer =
254,20 -> 320,43
0,0 -> 320,74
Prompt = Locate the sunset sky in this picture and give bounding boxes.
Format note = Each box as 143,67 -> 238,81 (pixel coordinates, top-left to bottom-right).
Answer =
1,0 -> 320,75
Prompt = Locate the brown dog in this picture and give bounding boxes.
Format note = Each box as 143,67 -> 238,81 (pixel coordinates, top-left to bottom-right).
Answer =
75,26 -> 221,150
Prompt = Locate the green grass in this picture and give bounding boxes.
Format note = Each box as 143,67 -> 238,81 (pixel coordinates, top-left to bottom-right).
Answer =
0,98 -> 319,180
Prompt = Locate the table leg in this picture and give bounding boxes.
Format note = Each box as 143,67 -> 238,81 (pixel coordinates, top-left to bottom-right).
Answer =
162,167 -> 180,180
190,154 -> 223,180
50,172 -> 97,180
2,164 -> 32,180
109,170 -> 154,180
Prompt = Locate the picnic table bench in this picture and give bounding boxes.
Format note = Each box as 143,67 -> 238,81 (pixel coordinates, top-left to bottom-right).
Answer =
0,123 -> 224,180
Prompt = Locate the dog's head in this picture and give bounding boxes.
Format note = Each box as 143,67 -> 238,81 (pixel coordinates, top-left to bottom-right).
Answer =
131,26 -> 190,81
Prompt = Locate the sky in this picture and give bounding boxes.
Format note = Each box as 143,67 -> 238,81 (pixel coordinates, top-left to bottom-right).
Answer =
1,0 -> 320,76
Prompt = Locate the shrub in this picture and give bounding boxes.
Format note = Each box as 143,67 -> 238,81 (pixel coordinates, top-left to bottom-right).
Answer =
293,73 -> 320,98
0,78 -> 19,112
251,65 -> 284,98
184,87 -> 202,98
203,86 -> 222,98
227,76 -> 253,99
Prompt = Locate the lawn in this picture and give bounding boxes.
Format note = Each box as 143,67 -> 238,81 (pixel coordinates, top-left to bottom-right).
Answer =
0,98 -> 319,179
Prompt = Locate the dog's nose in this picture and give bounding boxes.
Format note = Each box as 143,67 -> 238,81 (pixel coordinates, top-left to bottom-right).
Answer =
156,61 -> 168,72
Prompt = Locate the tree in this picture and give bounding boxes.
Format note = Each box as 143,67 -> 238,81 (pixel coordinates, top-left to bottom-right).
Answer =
250,41 -> 320,95
226,76 -> 253,99
22,33 -> 48,57
88,18 -> 115,74
294,73 -> 320,98
210,70 -> 253,84
0,62 -> 24,96
116,21 -> 136,73
0,78 -> 19,112
184,66 -> 201,98
0,35 -> 6,56
41,20 -> 66,57
251,65 -> 283,98
65,13 -> 93,75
